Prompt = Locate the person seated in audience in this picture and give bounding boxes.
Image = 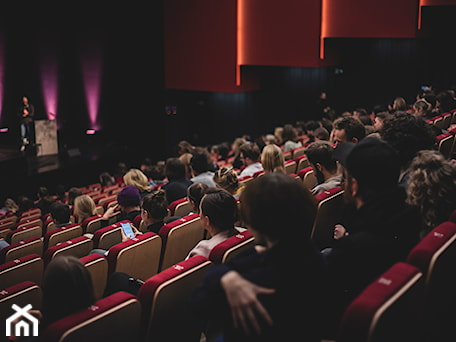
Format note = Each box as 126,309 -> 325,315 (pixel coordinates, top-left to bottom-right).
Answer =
99,171 -> 116,187
260,143 -> 285,174
238,143 -> 263,178
435,89 -> 456,115
100,185 -> 142,224
49,201 -> 73,228
35,186 -> 55,218
313,126 -> 330,141
73,194 -> 98,225
388,96 -> 407,113
281,123 -> 303,152
113,161 -> 129,184
213,167 -> 245,200
161,157 -> 193,204
412,98 -> 435,121
379,111 -> 436,188
406,150 -> 456,238
123,168 -> 153,198
304,140 -> 342,195
66,187 -> 83,206
227,137 -> 247,170
26,255 -> 96,333
141,189 -> 169,234
190,172 -> 326,342
187,182 -> 209,214
189,151 -> 217,187
331,116 -> 366,144
1,197 -> 19,216
372,111 -> 392,132
186,188 -> 245,260
324,136 -> 421,338
15,195 -> 36,217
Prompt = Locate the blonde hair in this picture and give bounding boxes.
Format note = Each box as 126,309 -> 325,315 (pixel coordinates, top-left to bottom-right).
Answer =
261,144 -> 286,174
4,198 -> 19,213
213,167 -> 240,194
123,168 -> 151,192
73,195 -> 97,224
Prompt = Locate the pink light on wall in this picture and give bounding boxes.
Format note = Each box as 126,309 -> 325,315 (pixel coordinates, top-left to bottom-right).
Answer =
80,40 -> 102,131
39,44 -> 59,123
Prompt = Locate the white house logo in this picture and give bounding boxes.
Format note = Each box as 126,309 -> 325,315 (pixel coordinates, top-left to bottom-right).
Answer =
5,304 -> 39,337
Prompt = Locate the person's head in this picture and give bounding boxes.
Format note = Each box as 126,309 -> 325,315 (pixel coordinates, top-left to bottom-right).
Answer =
190,151 -> 211,176
231,137 -> 247,156
42,255 -> 94,327
413,99 -> 432,118
123,168 -> 150,193
334,136 -> 401,206
332,116 -> 366,144
4,198 -> 19,213
99,172 -> 115,187
165,157 -> 187,181
141,190 -> 169,224
436,90 -> 456,114
304,141 -> 338,184
49,201 -> 71,225
282,124 -> 299,142
213,167 -> 241,194
379,111 -> 436,171
263,134 -> 278,145
260,144 -> 285,174
22,96 -> 29,105
187,182 -> 209,213
117,185 -> 141,210
392,97 -> 407,112
373,111 -> 392,131
313,126 -> 330,141
177,140 -> 195,156
73,194 -> 97,224
38,186 -> 50,199
17,195 -> 34,213
199,188 -> 239,235
239,173 -> 317,246
406,150 -> 456,232
239,143 -> 261,166
67,187 -> 83,206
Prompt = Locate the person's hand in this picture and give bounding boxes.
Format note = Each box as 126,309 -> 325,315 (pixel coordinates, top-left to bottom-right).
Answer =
334,224 -> 348,240
221,271 -> 275,335
101,205 -> 120,220
120,223 -> 143,242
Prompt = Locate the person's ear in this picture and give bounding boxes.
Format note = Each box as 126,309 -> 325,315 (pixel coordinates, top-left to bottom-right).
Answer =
350,177 -> 359,197
201,214 -> 210,228
315,163 -> 323,172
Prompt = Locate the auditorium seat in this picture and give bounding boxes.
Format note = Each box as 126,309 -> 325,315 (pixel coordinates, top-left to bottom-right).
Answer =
168,197 -> 191,217
311,187 -> 345,250
436,132 -> 455,159
298,166 -> 318,190
295,154 -> 310,172
81,215 -> 103,234
40,291 -> 141,342
158,213 -> 205,271
106,232 -> 162,281
6,224 -> 42,245
98,194 -> 117,209
0,281 -> 42,324
18,208 -> 42,222
337,262 -> 424,342
405,221 -> 456,342
291,145 -> 306,159
238,175 -> 254,187
16,218 -> 42,231
0,237 -> 44,263
137,255 -> 213,342
208,230 -> 255,263
43,236 -> 93,267
91,221 -> 124,250
80,254 -> 108,300
0,215 -> 18,230
43,224 -> 83,250
0,254 -> 43,288
0,226 -> 10,240
284,159 -> 297,174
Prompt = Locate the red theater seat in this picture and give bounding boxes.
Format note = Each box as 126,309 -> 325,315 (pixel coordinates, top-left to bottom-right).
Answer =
0,253 -> 43,288
91,221 -> 124,250
0,281 -> 42,324
138,255 -> 212,342
43,236 -> 93,267
40,291 -> 141,342
43,224 -> 82,250
337,262 -> 424,342
208,230 -> 255,263
0,237 -> 44,264
80,254 -> 108,300
298,166 -> 317,190
168,197 -> 192,217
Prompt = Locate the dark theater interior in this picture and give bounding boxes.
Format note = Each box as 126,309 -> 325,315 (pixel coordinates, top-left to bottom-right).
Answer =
0,1 -> 456,341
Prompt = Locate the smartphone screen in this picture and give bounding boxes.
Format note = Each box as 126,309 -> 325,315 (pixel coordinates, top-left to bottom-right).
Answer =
121,222 -> 135,239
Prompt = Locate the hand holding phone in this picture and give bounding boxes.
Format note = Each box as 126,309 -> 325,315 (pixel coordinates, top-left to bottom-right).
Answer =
121,222 -> 135,239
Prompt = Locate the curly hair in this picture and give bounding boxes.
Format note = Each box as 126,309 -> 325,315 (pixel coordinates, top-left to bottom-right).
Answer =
406,150 -> 456,233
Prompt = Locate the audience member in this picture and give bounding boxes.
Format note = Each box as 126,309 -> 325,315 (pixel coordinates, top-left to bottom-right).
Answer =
190,151 -> 217,187
388,96 -> 407,113
304,140 -> 342,195
260,143 -> 285,174
331,116 -> 366,144
113,162 -> 129,184
66,187 -> 83,206
141,189 -> 169,234
186,188 -> 245,260
227,137 -> 247,170
281,124 -> 303,152
412,98 -> 434,121
313,126 -> 330,141
161,157 -> 193,204
324,136 -> 421,337
372,111 -> 392,132
191,173 -> 325,342
35,186 -> 55,218
238,143 -> 263,178
123,168 -> 153,198
406,150 -> 456,237
213,167 -> 244,200
2,197 -> 19,216
187,182 -> 209,214
379,111 -> 436,188
49,202 -> 72,228
73,194 -> 98,224
99,171 -> 116,187
100,185 -> 142,224
16,195 -> 35,216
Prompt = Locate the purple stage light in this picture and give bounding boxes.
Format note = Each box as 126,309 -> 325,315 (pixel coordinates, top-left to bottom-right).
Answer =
86,129 -> 96,135
80,43 -> 102,131
39,38 -> 59,124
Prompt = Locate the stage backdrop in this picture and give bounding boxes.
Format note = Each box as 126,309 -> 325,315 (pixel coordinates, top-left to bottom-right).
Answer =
35,120 -> 58,156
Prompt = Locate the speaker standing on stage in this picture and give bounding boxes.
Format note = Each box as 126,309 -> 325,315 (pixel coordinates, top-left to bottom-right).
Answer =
18,95 -> 35,152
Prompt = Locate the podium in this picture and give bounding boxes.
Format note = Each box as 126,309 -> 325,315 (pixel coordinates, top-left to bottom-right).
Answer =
34,120 -> 58,156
